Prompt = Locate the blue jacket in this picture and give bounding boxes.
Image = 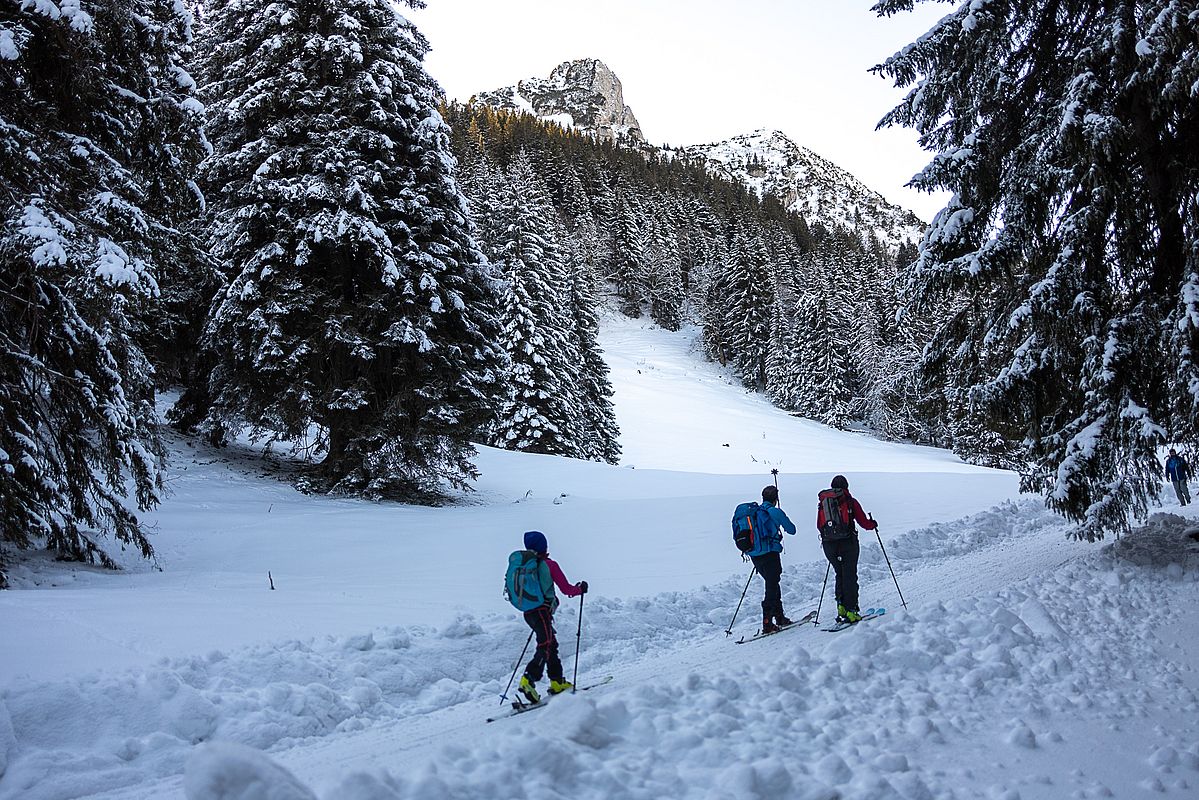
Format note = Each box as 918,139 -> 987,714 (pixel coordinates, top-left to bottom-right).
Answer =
1166,455 -> 1191,481
747,501 -> 797,557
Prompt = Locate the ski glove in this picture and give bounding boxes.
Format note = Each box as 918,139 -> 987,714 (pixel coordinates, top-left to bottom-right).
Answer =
577,581 -> 588,594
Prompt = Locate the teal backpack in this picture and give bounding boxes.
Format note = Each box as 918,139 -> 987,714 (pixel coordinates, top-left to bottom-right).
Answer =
504,551 -> 546,611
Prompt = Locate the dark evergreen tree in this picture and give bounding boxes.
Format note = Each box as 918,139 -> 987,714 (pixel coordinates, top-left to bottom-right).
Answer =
790,289 -> 855,428
485,152 -> 580,456
129,3 -> 214,386
644,201 -> 684,331
610,178 -> 648,317
726,223 -> 775,391
767,300 -> 803,410
195,0 -> 506,500
0,0 -> 206,584
563,239 -> 622,464
701,245 -> 736,368
874,0 -> 1199,537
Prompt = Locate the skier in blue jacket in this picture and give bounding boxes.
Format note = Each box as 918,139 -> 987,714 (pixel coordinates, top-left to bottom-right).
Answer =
1165,449 -> 1192,506
747,484 -> 797,633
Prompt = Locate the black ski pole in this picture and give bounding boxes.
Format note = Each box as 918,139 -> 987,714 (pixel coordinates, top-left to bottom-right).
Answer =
499,628 -> 535,705
815,559 -> 831,623
572,591 -> 584,692
771,468 -> 784,555
871,515 -> 907,610
725,566 -> 757,636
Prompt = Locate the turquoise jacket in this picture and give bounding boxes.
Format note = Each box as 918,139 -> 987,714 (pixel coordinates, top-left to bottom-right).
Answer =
523,553 -> 584,612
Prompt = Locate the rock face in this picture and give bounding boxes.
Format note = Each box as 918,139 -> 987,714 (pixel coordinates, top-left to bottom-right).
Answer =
668,129 -> 926,249
474,59 -> 646,145
475,63 -> 924,247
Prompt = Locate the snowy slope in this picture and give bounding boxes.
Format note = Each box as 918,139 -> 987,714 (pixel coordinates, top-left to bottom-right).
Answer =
666,129 -> 926,250
1,318 -> 1197,800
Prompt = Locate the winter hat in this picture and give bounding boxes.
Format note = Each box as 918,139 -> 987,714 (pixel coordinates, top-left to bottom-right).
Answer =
523,530 -> 548,554
761,485 -> 779,503
831,475 -> 849,490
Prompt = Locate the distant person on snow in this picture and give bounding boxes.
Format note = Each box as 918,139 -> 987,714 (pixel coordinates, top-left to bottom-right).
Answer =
747,485 -> 798,634
1165,449 -> 1192,506
506,530 -> 587,704
816,475 -> 878,624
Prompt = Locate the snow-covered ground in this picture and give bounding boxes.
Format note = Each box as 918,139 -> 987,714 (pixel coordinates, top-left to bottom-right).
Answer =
1,315 -> 1196,800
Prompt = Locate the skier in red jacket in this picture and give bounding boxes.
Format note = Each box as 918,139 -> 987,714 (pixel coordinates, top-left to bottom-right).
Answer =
816,475 -> 877,624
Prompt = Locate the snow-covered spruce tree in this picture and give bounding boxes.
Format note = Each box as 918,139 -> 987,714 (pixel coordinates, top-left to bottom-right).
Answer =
874,0 -> 1199,538
610,178 -> 648,318
677,196 -> 722,311
787,290 -> 856,429
562,234 -> 622,464
125,2 -> 213,387
0,0 -> 206,583
644,204 -> 684,331
195,0 -> 506,500
725,224 -> 775,391
483,152 -> 581,457
767,300 -> 803,410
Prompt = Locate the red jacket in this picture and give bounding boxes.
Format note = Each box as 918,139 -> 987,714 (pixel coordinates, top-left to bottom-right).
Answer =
816,492 -> 877,533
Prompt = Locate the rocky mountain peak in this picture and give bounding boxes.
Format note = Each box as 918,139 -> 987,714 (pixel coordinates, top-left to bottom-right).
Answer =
474,65 -> 923,249
666,129 -> 926,248
473,58 -> 646,145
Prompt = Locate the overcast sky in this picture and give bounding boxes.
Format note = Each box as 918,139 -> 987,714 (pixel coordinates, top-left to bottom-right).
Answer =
406,0 -> 953,222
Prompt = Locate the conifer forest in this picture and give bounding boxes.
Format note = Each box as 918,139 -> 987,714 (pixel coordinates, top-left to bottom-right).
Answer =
2,0 -> 1197,587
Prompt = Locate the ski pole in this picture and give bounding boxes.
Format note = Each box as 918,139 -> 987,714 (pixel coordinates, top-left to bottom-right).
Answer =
499,628 -> 535,705
815,558 -> 831,623
871,515 -> 907,610
572,591 -> 584,693
725,566 -> 757,636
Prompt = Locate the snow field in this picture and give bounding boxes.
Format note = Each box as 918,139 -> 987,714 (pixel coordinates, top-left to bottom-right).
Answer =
598,315 -> 987,476
245,515 -> 1199,800
1,317 -> 1196,799
4,503 -> 1197,799
0,499 -> 1047,799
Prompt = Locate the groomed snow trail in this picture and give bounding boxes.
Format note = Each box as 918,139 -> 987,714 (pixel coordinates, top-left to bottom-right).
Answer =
6,504 -> 1197,800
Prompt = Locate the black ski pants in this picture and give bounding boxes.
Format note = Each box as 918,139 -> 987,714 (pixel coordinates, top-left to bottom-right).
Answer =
751,551 -> 785,619
522,605 -> 563,683
822,536 -> 860,613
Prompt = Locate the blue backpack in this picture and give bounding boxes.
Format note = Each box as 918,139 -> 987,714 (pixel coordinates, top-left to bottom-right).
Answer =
504,550 -> 546,611
731,502 -> 777,554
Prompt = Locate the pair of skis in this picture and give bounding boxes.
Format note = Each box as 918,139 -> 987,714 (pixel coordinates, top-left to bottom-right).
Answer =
821,607 -> 886,633
734,609 -> 818,644
734,607 -> 887,643
486,675 -> 614,723
490,607 -> 889,718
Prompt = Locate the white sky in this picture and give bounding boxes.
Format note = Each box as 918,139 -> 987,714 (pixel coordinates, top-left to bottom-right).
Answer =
406,0 -> 954,222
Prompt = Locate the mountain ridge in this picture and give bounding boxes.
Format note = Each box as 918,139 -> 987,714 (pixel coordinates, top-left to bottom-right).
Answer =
473,59 -> 924,248
473,58 -> 647,145
666,128 -> 925,248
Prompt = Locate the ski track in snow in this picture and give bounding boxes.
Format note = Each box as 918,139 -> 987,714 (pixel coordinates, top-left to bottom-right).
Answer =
6,505 -> 1198,800
1,317 -> 1198,800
